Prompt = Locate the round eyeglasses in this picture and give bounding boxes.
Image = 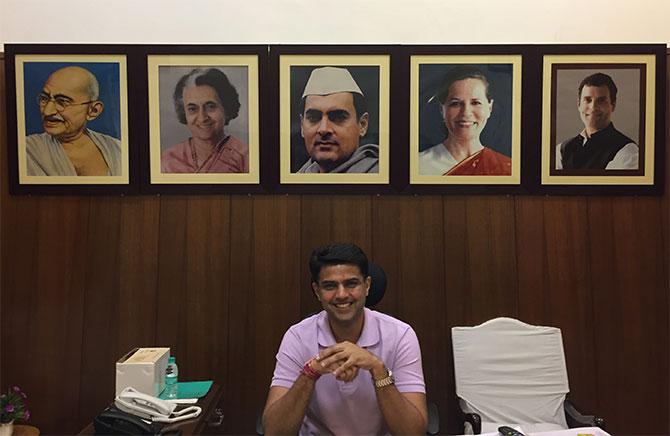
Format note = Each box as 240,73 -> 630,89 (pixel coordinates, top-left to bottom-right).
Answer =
37,93 -> 95,111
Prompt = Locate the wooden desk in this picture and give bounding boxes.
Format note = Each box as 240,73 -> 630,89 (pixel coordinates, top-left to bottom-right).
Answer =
454,428 -> 609,436
12,425 -> 40,436
78,383 -> 223,435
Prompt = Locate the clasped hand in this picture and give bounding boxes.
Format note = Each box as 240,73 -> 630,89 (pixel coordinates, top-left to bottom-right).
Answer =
312,341 -> 384,383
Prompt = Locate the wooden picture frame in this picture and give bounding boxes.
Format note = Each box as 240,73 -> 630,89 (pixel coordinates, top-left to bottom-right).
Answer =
4,44 -> 663,196
541,52 -> 661,189
409,54 -> 522,186
274,48 -> 392,191
146,53 -> 261,187
6,46 -> 131,194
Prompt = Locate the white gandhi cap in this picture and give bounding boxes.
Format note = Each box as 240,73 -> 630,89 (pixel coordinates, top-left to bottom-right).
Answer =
301,67 -> 364,98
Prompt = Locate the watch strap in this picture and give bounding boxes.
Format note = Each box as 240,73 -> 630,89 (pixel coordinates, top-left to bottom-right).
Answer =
372,368 -> 394,388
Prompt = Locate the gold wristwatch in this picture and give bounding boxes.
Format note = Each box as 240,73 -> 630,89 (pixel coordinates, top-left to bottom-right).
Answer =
373,368 -> 395,389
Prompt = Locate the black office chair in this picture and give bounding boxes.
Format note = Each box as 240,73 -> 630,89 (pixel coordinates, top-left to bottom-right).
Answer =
257,262 -> 439,435
365,260 -> 387,308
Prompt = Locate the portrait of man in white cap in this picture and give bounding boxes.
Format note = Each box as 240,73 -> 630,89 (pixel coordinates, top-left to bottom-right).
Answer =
295,66 -> 379,174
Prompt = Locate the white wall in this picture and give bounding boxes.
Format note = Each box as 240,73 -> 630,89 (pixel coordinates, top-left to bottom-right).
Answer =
1,0 -> 669,51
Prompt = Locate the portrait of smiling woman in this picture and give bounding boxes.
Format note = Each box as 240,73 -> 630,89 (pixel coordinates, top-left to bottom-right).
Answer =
419,65 -> 512,176
161,67 -> 249,174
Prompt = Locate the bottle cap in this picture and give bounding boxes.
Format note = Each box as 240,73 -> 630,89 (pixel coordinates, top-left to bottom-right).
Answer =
168,356 -> 176,363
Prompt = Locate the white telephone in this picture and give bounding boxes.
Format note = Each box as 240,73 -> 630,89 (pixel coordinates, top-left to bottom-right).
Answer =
115,387 -> 202,423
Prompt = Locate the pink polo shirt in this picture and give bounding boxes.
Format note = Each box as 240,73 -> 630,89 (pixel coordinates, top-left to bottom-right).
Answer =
271,308 -> 425,435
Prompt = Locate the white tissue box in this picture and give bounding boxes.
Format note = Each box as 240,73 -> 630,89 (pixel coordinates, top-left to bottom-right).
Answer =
115,347 -> 170,397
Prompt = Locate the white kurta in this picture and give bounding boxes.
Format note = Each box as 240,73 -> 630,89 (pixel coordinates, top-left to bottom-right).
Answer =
26,129 -> 122,176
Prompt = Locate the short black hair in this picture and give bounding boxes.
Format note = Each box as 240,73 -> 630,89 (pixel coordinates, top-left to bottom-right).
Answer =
437,65 -> 492,104
309,243 -> 369,283
298,92 -> 368,123
578,72 -> 618,105
173,68 -> 241,125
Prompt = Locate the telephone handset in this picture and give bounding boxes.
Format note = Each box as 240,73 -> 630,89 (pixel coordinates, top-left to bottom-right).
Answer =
115,387 -> 202,424
94,406 -> 159,435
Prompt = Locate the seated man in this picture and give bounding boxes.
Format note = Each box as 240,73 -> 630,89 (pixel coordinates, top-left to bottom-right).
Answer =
262,243 -> 427,435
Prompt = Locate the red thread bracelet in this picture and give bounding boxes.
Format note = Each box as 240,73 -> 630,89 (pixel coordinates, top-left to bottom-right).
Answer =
302,358 -> 321,381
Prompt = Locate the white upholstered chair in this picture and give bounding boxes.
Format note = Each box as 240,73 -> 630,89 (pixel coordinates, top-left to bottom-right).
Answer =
451,317 -> 604,434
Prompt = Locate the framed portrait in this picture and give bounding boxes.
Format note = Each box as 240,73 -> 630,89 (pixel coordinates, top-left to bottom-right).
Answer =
278,53 -> 390,185
409,54 -> 522,186
542,54 -> 657,186
146,54 -> 260,186
9,52 -> 130,190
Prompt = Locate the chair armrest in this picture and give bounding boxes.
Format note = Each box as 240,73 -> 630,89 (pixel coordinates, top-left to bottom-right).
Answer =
464,412 -> 482,434
466,412 -> 482,434
427,400 -> 440,435
256,407 -> 264,435
456,398 -> 481,434
564,398 -> 605,430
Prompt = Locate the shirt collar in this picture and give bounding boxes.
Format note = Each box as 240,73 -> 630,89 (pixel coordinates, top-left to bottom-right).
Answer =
580,122 -> 615,143
317,307 -> 381,348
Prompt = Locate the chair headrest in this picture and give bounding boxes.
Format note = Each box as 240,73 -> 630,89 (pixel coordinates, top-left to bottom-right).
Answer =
365,261 -> 387,308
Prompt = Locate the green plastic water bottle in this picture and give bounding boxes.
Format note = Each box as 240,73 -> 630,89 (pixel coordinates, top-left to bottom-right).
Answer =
165,356 -> 179,399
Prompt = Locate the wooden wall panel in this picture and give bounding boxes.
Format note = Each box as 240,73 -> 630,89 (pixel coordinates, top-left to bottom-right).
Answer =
440,196 -> 472,434
0,56 -> 668,435
441,196 -> 518,433
248,195 -> 302,434
78,197 -> 124,422
155,197 -> 189,351
299,196 -> 326,316
663,56 -> 670,431
180,196 -> 230,381
542,198 -> 600,411
515,196 -> 550,324
328,196 -> 373,249
223,196 -> 255,434
27,198 -> 90,431
115,197 -> 160,348
1,197 -> 39,387
370,196 -> 402,316
464,197 -> 518,323
665,56 -> 670,304
589,197 -> 668,433
397,197 -> 453,432
442,196 -> 472,326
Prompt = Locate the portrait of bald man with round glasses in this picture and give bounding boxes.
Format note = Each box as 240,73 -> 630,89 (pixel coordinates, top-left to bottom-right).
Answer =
25,65 -> 122,176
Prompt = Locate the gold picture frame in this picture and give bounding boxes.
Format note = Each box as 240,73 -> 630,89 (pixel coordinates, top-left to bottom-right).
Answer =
541,54 -> 656,185
14,54 -> 130,185
409,54 -> 522,186
278,54 -> 390,185
147,54 -> 260,185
